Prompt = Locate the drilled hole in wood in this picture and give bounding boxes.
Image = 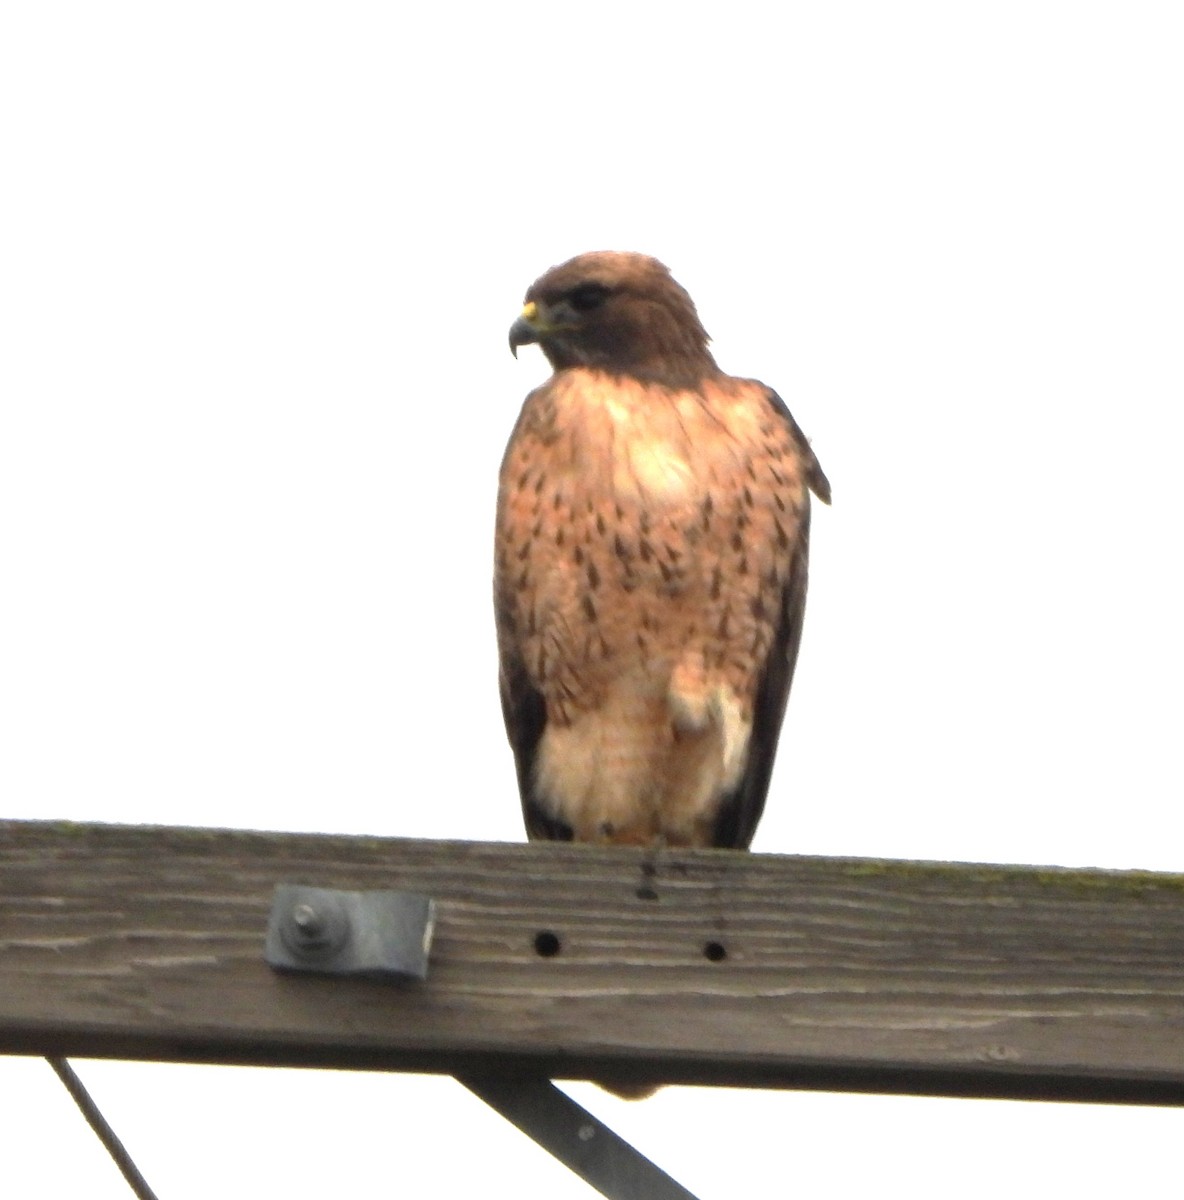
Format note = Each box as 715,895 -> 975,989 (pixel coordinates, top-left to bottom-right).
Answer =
703,940 -> 727,963
534,930 -> 562,957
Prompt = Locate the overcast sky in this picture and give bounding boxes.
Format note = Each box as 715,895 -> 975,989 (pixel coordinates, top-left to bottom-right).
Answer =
2,3 -> 1182,1197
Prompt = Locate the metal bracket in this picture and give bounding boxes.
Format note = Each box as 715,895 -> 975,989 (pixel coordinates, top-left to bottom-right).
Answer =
460,1075 -> 700,1200
265,884 -> 435,980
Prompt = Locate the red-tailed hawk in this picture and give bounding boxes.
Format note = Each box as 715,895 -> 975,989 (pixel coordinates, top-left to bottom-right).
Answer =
496,252 -> 829,851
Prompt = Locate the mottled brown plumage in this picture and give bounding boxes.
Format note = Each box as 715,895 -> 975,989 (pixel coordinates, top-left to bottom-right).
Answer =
496,252 -> 829,851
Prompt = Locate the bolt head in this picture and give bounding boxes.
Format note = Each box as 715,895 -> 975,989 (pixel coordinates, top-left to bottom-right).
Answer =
291,903 -> 324,939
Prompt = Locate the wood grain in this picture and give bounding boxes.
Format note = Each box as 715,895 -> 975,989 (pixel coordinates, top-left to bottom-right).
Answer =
2,820 -> 1184,1103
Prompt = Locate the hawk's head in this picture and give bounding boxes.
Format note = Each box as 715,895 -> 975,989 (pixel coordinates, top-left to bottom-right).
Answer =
509,252 -> 717,388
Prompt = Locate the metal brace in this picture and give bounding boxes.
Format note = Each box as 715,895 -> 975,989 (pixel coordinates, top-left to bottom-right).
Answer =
461,1074 -> 701,1200
265,884 -> 435,980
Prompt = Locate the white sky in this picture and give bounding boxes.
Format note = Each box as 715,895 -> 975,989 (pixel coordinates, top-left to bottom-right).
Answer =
2,2 -> 1182,1196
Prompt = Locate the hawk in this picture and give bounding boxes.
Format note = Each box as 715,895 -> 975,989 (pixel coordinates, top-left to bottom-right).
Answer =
496,252 -> 829,851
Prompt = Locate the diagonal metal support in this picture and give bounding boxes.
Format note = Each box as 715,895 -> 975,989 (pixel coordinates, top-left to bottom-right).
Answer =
459,1075 -> 700,1200
46,1058 -> 161,1200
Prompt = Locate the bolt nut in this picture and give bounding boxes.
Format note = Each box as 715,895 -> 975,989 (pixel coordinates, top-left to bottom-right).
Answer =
280,896 -> 348,958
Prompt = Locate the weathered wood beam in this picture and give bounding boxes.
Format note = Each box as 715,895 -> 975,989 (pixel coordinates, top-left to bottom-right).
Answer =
2,819 -> 1184,1104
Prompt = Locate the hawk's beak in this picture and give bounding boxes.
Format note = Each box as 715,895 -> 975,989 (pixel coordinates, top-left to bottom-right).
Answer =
508,301 -> 541,358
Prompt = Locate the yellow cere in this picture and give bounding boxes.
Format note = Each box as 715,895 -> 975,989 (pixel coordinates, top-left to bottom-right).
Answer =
521,301 -> 538,320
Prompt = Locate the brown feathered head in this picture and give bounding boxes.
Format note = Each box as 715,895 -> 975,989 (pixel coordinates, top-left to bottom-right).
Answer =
509,252 -> 718,388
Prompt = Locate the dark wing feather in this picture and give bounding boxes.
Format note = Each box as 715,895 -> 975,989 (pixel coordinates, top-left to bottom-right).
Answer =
497,631 -> 572,842
710,389 -> 827,849
494,395 -> 572,843
710,503 -> 812,849
766,388 -> 831,504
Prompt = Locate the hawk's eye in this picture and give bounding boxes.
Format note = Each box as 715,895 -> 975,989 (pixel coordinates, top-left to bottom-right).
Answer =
567,283 -> 611,313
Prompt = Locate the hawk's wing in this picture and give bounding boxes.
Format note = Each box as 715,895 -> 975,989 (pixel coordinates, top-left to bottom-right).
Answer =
710,390 -> 830,849
769,387 -> 832,505
495,394 -> 574,842
497,635 -> 572,840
